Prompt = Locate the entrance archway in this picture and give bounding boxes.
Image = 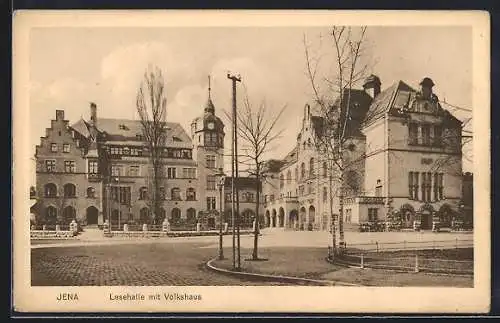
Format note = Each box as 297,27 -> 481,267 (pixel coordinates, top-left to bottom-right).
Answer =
278,207 -> 285,227
419,204 -> 434,230
438,204 -> 453,228
289,209 -> 298,229
63,206 -> 76,224
86,206 -> 98,225
299,207 -> 306,230
271,209 -> 277,227
308,205 -> 316,226
207,217 -> 216,228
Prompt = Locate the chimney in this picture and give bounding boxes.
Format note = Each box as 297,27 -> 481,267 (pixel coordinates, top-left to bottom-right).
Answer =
56,110 -> 65,121
362,74 -> 381,99
419,77 -> 435,100
90,102 -> 97,125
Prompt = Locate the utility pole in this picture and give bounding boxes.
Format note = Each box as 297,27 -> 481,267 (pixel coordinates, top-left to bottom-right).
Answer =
227,72 -> 241,270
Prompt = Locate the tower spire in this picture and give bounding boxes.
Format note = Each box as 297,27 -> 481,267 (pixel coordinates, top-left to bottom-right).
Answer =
208,75 -> 211,99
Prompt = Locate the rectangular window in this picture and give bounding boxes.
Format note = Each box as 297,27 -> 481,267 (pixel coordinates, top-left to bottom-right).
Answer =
421,172 -> 427,202
409,123 -> 418,145
408,172 -> 413,199
206,155 -> 216,169
426,172 -> 432,202
88,161 -> 98,174
375,185 -> 382,197
434,125 -> 443,146
246,193 -> 254,202
128,165 -> 140,177
183,168 -> 196,179
46,160 -> 56,172
111,165 -> 122,177
368,208 -> 378,222
225,193 -> 232,202
433,173 -> 439,201
421,124 -> 431,146
409,172 -> 419,200
206,175 -> 216,190
63,144 -> 70,153
64,160 -> 76,173
438,173 -> 444,200
207,197 -> 216,210
167,167 -> 177,179
130,148 -> 139,156
50,143 -> 58,152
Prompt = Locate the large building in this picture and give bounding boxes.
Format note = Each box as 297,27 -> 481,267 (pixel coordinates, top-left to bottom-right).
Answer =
32,85 -> 228,228
262,75 -> 465,231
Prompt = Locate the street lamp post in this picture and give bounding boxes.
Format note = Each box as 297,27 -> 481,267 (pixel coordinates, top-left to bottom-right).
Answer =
217,171 -> 226,260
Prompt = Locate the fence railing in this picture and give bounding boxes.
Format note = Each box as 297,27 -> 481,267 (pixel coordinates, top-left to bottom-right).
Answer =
330,238 -> 474,275
344,238 -> 473,254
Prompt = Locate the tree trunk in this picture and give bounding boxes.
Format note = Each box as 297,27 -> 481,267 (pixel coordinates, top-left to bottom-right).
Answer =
329,173 -> 336,260
252,167 -> 260,260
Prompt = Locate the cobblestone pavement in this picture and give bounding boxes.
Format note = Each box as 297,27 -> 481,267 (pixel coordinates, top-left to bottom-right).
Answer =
31,242 -> 293,286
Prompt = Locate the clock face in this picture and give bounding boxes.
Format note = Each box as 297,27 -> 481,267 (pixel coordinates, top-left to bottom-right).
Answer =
207,122 -> 215,130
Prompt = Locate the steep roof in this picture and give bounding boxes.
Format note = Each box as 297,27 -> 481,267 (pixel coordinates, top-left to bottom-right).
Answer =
224,177 -> 261,190
363,80 -> 415,125
70,118 -> 91,137
362,80 -> 462,126
282,146 -> 299,166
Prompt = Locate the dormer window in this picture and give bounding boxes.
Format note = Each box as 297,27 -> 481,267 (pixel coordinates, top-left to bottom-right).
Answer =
118,124 -> 129,130
136,134 -> 144,141
173,136 -> 182,142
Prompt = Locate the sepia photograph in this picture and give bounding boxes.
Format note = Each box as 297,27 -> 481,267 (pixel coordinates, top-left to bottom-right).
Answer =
12,10 -> 490,313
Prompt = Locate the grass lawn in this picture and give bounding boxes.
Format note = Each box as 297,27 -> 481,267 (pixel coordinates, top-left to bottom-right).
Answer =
30,239 -> 79,245
212,246 -> 473,287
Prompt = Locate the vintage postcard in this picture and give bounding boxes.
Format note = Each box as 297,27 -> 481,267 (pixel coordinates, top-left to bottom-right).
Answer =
12,10 -> 490,314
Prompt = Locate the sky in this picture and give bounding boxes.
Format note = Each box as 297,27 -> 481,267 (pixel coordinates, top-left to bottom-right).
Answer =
29,26 -> 473,183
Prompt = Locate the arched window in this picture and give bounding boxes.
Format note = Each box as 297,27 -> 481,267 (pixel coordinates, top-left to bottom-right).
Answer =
323,187 -> 328,202
322,162 -> 327,178
301,163 -> 306,179
186,188 -> 196,201
309,158 -> 315,177
171,208 -> 181,223
45,206 -> 57,224
87,187 -> 96,198
171,188 -> 181,200
64,183 -> 76,197
44,183 -> 57,197
157,208 -> 166,224
139,187 -> 148,200
186,208 -> 196,223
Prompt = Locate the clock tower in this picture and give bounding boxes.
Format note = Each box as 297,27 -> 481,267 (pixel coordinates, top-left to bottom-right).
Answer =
191,76 -> 225,219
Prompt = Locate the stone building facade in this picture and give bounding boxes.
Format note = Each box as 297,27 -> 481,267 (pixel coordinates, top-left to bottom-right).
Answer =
262,75 -> 465,231
33,85 -> 227,228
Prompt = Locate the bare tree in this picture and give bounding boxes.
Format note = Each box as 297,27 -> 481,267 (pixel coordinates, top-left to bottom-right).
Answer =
227,87 -> 286,260
303,26 -> 369,259
136,65 -> 168,225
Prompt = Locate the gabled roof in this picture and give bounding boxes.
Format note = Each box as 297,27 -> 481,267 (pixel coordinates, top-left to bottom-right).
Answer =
362,80 -> 462,126
282,146 -> 298,166
70,118 -> 91,137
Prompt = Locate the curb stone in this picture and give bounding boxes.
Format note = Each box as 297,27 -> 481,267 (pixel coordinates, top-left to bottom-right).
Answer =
206,258 -> 362,287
